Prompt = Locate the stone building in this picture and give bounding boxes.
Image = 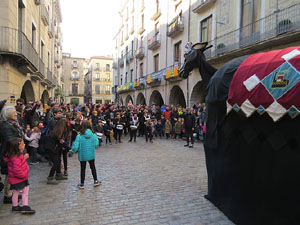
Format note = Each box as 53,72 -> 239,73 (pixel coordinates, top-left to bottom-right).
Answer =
62,53 -> 85,105
0,0 -> 63,105
113,0 -> 300,107
85,56 -> 113,104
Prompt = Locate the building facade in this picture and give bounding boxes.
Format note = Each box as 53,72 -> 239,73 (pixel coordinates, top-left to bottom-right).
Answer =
62,54 -> 85,105
113,0 -> 300,107
86,56 -> 113,104
0,0 -> 63,105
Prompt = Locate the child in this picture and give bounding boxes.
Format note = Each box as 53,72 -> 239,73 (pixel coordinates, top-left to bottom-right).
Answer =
71,121 -> 101,189
4,138 -> 35,214
71,118 -> 81,147
24,127 -> 41,165
145,119 -> 154,143
165,119 -> 172,139
174,118 -> 183,139
103,120 -> 113,145
37,121 -> 44,131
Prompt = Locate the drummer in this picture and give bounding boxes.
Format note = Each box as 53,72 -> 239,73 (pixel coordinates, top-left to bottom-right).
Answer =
128,112 -> 139,142
113,113 -> 125,143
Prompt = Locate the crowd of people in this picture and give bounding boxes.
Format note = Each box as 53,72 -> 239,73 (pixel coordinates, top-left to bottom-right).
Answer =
0,97 -> 207,214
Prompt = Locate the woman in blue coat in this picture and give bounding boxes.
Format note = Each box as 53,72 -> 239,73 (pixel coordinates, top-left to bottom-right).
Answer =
71,121 -> 101,189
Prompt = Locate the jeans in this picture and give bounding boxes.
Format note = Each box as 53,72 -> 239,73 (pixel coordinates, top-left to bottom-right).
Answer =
49,153 -> 60,177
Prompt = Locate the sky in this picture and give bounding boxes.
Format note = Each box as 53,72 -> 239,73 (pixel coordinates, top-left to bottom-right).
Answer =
60,0 -> 124,59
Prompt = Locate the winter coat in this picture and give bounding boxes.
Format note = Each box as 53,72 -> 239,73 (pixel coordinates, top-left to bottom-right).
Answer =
24,132 -> 41,148
71,129 -> 99,162
4,153 -> 28,185
163,110 -> 171,120
175,122 -> 183,134
165,121 -> 172,134
184,113 -> 196,130
0,121 -> 23,175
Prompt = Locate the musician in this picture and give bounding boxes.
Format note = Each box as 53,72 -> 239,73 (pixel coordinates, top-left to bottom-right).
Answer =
128,113 -> 139,142
113,113 -> 125,143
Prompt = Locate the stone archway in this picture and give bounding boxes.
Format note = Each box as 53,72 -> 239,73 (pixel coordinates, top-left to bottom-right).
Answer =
41,90 -> 49,105
149,90 -> 164,106
169,86 -> 186,108
125,95 -> 133,106
20,80 -> 35,104
136,93 -> 146,105
190,81 -> 206,107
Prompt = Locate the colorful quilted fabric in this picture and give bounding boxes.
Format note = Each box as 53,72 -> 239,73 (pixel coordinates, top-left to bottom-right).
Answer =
227,47 -> 300,121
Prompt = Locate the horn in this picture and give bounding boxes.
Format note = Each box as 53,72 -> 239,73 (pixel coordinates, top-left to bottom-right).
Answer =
192,42 -> 208,50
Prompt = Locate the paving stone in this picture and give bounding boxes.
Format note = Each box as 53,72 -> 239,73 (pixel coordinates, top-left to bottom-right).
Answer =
0,138 -> 234,224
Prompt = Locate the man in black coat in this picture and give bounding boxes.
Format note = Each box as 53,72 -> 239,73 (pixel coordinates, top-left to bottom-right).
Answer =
184,108 -> 196,148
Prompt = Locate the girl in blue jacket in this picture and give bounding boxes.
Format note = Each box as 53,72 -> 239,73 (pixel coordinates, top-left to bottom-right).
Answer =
71,121 -> 101,189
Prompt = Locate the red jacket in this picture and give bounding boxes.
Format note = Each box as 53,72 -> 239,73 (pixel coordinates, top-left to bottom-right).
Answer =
163,110 -> 171,120
4,154 -> 28,185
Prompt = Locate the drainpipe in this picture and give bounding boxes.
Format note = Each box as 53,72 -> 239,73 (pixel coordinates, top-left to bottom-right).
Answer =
187,0 -> 191,107
38,2 -> 41,100
165,0 -> 169,105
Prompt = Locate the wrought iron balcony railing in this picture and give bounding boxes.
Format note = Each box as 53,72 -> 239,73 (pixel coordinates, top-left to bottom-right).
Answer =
148,33 -> 161,50
167,15 -> 184,38
0,26 -> 39,73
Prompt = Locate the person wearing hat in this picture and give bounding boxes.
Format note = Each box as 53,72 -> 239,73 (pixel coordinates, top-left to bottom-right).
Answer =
184,108 -> 196,148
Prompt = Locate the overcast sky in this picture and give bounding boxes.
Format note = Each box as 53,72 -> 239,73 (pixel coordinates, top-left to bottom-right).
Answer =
60,0 -> 123,58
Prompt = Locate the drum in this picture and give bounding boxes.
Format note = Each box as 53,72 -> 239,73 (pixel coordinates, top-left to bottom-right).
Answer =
117,125 -> 123,130
96,132 -> 103,138
130,125 -> 137,130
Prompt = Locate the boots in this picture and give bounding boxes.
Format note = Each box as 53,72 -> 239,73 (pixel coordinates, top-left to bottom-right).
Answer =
56,173 -> 68,180
47,176 -> 59,185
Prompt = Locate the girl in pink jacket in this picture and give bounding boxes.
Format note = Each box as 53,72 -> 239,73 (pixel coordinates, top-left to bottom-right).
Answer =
4,138 -> 35,214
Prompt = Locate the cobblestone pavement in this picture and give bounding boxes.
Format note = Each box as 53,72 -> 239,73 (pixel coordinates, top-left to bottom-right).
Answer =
0,137 -> 234,225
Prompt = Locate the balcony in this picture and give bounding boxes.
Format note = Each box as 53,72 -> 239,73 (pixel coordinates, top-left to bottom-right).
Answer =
48,23 -> 54,38
113,61 -> 118,69
151,9 -> 161,21
165,63 -> 183,82
119,56 -> 124,67
118,82 -> 134,94
47,69 -> 56,87
147,69 -> 165,87
192,0 -> 217,13
41,4 -> 49,26
138,27 -> 145,35
32,58 -> 45,81
135,47 -> 145,59
167,15 -> 184,38
148,33 -> 161,50
204,3 -> 300,62
0,26 -> 39,74
94,77 -> 101,81
126,50 -> 134,62
71,63 -> 78,69
94,67 -> 101,71
70,77 -> 79,81
134,77 -> 146,90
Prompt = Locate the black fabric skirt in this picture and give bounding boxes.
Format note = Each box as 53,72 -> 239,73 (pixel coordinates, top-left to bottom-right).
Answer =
10,180 -> 29,190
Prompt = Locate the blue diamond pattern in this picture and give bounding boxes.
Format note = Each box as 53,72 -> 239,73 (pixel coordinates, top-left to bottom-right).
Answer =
261,62 -> 300,100
233,104 -> 239,112
288,106 -> 299,118
257,106 -> 265,115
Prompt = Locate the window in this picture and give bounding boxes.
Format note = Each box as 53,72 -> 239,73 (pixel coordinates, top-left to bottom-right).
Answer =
72,60 -> 78,68
32,23 -> 36,49
140,63 -> 144,78
72,84 -> 78,95
125,72 -> 128,83
95,73 -> 100,80
41,41 -> 44,62
72,71 -> 79,80
130,69 -> 133,82
154,54 -> 159,72
106,73 -> 110,80
155,22 -> 159,34
241,0 -> 261,36
96,63 -> 100,70
96,99 -> 102,104
131,16 -> 134,32
95,85 -> 100,94
131,40 -> 134,52
141,14 -> 144,29
174,41 -> 182,64
106,64 -> 110,71
200,15 -> 212,43
105,85 -> 111,94
156,0 -> 159,13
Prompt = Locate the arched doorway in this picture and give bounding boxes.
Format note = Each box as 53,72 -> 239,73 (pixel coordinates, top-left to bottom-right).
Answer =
20,80 -> 35,104
125,95 -> 133,106
149,90 -> 164,106
119,97 -> 124,106
136,93 -> 146,105
169,86 -> 186,108
190,81 -> 206,107
41,90 -> 49,105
